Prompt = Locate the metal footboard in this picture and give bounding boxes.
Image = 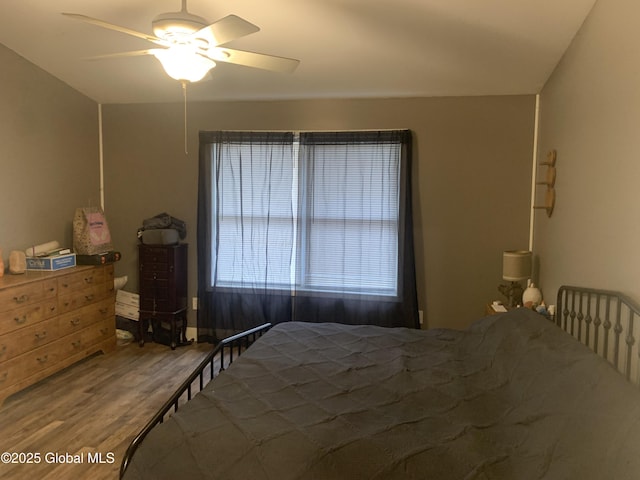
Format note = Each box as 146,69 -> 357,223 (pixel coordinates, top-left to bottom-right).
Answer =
119,323 -> 272,478
557,286 -> 640,386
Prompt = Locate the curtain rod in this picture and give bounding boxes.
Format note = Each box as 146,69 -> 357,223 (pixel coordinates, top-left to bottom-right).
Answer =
204,128 -> 411,133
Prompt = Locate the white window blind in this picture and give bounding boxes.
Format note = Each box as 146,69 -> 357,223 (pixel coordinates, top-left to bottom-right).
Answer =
212,138 -> 296,288
297,141 -> 400,295
210,131 -> 402,297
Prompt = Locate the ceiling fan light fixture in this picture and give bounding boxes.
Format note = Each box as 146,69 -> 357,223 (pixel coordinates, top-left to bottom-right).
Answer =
151,0 -> 207,40
153,47 -> 216,82
152,14 -> 207,39
63,2 -> 300,85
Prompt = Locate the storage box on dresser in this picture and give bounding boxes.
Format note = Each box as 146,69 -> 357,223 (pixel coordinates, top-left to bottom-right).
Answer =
0,265 -> 116,405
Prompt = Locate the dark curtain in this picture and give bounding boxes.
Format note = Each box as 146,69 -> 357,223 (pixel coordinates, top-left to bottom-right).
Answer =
197,130 -> 418,342
197,131 -> 294,341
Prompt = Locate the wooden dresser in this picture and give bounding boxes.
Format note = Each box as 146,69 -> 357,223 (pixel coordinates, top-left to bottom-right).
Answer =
0,265 -> 116,405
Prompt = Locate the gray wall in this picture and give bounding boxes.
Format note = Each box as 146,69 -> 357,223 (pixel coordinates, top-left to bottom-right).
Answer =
0,44 -> 99,262
7,0 -> 636,330
535,0 -> 640,304
103,95 -> 535,331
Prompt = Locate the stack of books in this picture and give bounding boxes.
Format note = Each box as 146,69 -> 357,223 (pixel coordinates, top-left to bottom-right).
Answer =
75,251 -> 121,265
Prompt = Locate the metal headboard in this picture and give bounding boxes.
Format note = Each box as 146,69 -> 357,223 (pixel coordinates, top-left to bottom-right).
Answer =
556,286 -> 640,386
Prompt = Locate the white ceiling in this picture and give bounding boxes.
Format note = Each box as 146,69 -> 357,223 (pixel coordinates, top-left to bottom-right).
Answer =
0,0 -> 597,104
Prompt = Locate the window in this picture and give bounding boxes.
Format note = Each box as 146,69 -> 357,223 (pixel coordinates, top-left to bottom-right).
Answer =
297,134 -> 401,296
205,131 -> 403,298
197,129 -> 417,334
211,136 -> 296,289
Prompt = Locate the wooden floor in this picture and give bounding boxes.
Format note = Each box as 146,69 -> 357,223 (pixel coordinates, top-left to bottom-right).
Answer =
0,339 -> 214,480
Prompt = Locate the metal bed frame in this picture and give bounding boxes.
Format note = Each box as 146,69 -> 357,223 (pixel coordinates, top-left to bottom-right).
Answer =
119,322 -> 272,479
556,286 -> 640,386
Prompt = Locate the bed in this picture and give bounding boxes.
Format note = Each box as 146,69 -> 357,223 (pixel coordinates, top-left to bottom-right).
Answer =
120,286 -> 640,479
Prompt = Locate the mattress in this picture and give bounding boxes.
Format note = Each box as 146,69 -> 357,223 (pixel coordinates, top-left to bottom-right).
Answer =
123,308 -> 640,479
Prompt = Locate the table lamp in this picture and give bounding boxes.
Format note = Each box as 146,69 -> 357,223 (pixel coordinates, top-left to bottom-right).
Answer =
499,250 -> 532,307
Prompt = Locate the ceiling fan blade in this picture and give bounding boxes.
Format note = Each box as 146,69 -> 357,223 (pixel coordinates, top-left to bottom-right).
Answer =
208,47 -> 300,73
192,14 -> 260,47
62,13 -> 168,47
83,49 -> 160,61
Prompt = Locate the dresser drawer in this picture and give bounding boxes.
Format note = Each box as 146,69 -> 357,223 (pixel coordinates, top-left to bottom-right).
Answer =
0,283 -> 46,313
0,300 -> 58,336
0,318 -> 58,363
0,341 -> 65,388
57,298 -> 115,337
140,265 -> 175,279
140,279 -> 170,296
58,285 -> 108,314
104,267 -> 115,296
140,247 -> 172,263
81,319 -> 115,348
58,268 -> 106,294
56,319 -> 114,358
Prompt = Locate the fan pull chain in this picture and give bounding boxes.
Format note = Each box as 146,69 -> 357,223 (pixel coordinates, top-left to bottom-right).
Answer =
182,80 -> 188,155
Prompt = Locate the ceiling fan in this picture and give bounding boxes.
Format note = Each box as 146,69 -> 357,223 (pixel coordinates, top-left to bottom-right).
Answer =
62,0 -> 300,83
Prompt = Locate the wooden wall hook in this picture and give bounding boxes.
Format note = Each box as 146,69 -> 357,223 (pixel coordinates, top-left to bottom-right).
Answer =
533,150 -> 557,217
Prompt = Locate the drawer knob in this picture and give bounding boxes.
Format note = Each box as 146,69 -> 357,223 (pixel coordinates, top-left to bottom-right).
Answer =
35,331 -> 48,340
100,328 -> 109,336
85,294 -> 95,302
72,340 -> 82,348
0,344 -> 6,356
0,372 -> 7,383
99,308 -> 108,315
13,294 -> 28,304
84,276 -> 94,284
70,318 -> 81,326
36,355 -> 49,364
14,315 -> 27,325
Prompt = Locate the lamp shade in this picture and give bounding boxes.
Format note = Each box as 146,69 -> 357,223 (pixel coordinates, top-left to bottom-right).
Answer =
502,250 -> 532,281
153,47 -> 216,82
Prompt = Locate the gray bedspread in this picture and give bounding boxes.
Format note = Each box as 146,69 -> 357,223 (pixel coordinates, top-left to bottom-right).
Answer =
123,309 -> 640,479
